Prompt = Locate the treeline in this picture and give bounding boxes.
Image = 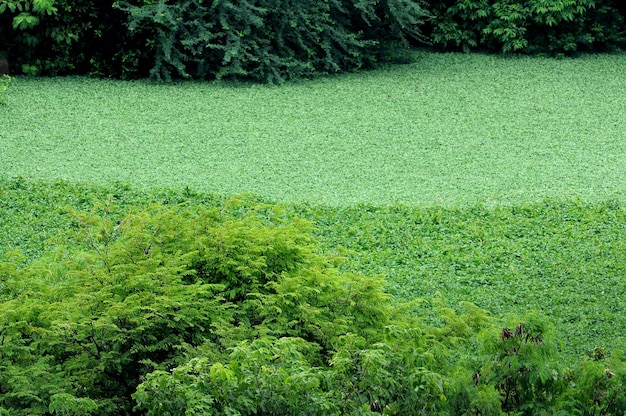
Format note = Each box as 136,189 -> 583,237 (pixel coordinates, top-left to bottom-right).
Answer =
0,0 -> 624,81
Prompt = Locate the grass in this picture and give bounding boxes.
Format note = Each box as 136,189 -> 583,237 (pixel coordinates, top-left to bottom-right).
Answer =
2,52 -> 626,206
2,51 -> 626,361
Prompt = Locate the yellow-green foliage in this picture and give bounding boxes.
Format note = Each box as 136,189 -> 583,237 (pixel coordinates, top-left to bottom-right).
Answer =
0,198 -> 445,414
0,195 -> 624,415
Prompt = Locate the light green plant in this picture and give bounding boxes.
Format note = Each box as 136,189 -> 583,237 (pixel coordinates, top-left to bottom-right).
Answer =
0,198 -> 447,414
3,53 -> 626,206
0,74 -> 14,104
48,393 -> 98,416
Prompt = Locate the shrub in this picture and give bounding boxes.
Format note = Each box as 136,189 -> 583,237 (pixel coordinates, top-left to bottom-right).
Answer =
0,197 -> 448,414
558,358 -> 626,415
449,314 -> 567,415
478,316 -> 565,412
0,0 -> 428,80
114,0 -> 428,82
427,0 -> 626,54
1,196 -> 624,414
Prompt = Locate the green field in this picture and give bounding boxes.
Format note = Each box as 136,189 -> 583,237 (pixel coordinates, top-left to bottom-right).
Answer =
3,51 -> 626,206
2,51 -> 626,360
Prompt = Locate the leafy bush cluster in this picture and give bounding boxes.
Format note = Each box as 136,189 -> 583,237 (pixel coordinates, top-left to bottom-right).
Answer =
0,0 -> 146,77
426,0 -> 626,54
1,197 -> 624,415
115,0 -> 427,82
1,0 -> 624,80
0,0 -> 427,81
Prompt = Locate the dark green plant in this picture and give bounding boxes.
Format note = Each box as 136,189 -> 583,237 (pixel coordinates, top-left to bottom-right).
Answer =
427,0 -> 626,54
0,0 -> 79,74
557,358 -> 626,415
0,0 -> 147,77
115,0 -> 428,82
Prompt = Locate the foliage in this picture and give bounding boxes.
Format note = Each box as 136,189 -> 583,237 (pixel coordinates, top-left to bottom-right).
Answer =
134,329 -> 447,415
308,198 -> 626,359
0,0 -> 427,79
558,357 -> 626,415
1,0 -> 625,78
447,314 -> 626,415
113,0 -> 427,82
3,53 -> 626,204
0,73 -> 13,104
0,197 -> 444,414
48,393 -> 98,416
1,183 -> 625,414
0,0 -> 75,75
0,0 -> 149,77
427,0 -> 626,54
476,315 -> 565,413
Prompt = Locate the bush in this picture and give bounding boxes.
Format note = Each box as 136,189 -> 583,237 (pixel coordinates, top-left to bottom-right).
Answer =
557,357 -> 626,415
1,197 -> 624,414
2,0 -> 624,79
427,0 -> 626,55
0,197 -> 447,414
114,0 -> 428,82
0,0 -> 428,80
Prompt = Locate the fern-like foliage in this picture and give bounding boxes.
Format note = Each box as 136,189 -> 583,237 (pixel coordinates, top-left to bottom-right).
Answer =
115,0 -> 429,82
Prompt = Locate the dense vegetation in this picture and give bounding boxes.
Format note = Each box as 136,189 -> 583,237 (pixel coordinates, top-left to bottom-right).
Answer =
1,179 -> 625,414
3,52 -> 626,205
1,4 -> 625,411
428,0 -> 626,54
0,0 -> 428,81
0,0 -> 624,80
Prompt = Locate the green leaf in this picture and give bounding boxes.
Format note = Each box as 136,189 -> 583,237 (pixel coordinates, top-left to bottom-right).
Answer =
12,12 -> 39,30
